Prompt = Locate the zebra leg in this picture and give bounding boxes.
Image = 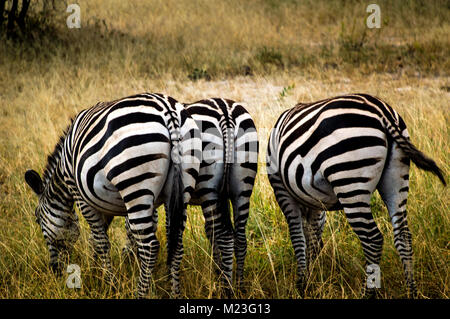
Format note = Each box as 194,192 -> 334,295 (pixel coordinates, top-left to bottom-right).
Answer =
202,199 -> 234,291
302,209 -> 323,269
91,215 -> 113,261
335,192 -> 384,298
164,201 -> 187,298
76,201 -> 113,279
229,163 -> 256,289
122,216 -> 138,261
215,215 -> 234,294
167,208 -> 186,298
311,211 -> 326,252
48,243 -> 64,275
268,172 -> 308,295
202,202 -> 223,273
231,197 -> 249,289
127,204 -> 160,298
48,224 -> 81,275
377,144 -> 417,298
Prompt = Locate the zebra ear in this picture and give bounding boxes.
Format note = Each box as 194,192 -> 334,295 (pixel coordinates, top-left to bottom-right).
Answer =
25,170 -> 44,195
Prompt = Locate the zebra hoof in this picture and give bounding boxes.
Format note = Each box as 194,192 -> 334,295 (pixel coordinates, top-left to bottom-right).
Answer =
135,292 -> 147,299
50,261 -> 64,276
318,239 -> 324,252
102,275 -> 118,294
171,290 -> 181,299
236,281 -> 247,297
103,270 -> 115,284
407,285 -> 418,299
222,286 -> 233,299
362,287 -> 381,299
170,281 -> 181,299
296,276 -> 307,297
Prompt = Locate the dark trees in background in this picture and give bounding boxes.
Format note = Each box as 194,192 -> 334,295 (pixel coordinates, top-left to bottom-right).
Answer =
1,0 -> 32,37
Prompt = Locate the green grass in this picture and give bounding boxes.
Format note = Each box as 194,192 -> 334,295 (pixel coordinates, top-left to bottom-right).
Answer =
0,0 -> 448,299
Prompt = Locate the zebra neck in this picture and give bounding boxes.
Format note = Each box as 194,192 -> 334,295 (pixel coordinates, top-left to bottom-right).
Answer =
43,131 -> 75,206
45,160 -> 74,207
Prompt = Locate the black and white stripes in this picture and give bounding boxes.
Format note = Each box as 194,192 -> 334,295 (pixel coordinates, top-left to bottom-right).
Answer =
184,98 -> 259,290
25,90 -> 445,299
267,93 -> 446,297
25,93 -> 202,298
123,98 -> 259,293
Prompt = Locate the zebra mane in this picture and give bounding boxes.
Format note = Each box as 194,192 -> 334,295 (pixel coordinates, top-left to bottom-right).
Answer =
42,119 -> 73,186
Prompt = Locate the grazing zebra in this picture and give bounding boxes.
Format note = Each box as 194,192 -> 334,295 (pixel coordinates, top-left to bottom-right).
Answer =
124,98 -> 259,292
186,98 -> 258,290
24,93 -> 202,298
266,93 -> 446,297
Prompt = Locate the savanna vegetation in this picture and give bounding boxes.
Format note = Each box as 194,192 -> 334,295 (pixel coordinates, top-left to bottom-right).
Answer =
0,0 -> 448,298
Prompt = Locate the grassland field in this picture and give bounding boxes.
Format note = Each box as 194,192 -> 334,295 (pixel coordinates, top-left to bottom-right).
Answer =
0,0 -> 448,299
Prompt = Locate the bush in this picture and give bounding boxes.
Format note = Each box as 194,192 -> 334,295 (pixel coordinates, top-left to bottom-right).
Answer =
0,0 -> 63,39
255,46 -> 284,68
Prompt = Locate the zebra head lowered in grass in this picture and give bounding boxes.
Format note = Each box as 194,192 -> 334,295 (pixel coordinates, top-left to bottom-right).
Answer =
25,93 -> 202,298
266,93 -> 446,298
123,98 -> 259,294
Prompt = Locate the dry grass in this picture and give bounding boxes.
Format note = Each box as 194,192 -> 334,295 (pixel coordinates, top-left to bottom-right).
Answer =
0,0 -> 448,299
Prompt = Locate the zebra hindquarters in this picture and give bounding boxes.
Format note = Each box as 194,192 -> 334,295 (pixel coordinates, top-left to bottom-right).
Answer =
377,140 -> 417,298
326,147 -> 387,298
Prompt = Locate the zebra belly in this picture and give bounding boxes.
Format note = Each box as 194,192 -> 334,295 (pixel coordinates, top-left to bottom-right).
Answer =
94,173 -> 127,214
282,155 -> 339,210
81,171 -> 128,215
293,182 -> 339,210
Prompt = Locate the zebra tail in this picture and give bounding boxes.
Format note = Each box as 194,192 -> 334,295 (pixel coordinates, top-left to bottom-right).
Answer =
217,163 -> 233,231
166,161 -> 186,266
217,101 -> 235,232
384,118 -> 446,186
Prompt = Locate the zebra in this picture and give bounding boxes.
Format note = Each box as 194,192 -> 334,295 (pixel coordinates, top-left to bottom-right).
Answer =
185,98 -> 258,290
24,93 -> 202,298
266,93 -> 446,297
123,98 -> 259,293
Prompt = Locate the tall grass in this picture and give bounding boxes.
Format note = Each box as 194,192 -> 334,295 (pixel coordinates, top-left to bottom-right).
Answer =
0,0 -> 448,299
